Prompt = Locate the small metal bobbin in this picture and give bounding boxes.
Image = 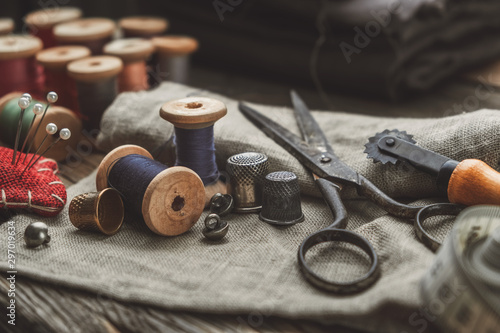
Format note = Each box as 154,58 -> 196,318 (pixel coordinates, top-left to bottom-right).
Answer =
202,213 -> 229,241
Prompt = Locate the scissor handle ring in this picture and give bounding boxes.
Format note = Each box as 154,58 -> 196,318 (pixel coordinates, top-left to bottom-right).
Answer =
298,229 -> 380,294
415,203 -> 465,252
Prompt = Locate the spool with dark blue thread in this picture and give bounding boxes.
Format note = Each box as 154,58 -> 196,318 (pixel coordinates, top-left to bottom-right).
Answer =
108,154 -> 166,214
174,126 -> 219,185
96,144 -> 205,236
160,97 -> 229,204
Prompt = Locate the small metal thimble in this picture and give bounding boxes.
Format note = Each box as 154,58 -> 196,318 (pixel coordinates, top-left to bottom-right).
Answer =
226,152 -> 268,213
69,188 -> 124,236
260,171 -> 304,225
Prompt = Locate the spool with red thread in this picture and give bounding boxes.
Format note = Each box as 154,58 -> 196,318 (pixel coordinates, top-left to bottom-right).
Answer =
0,18 -> 14,36
151,35 -> 198,85
104,38 -> 154,92
68,55 -> 123,131
119,17 -> 168,39
25,7 -> 82,49
0,92 -> 82,162
54,18 -> 116,55
0,35 -> 44,99
36,45 -> 91,113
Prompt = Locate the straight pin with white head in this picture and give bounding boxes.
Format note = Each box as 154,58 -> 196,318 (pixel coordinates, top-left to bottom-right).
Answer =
23,92 -> 58,164
23,123 -> 57,173
11,96 -> 31,165
27,128 -> 71,170
16,102 -> 44,165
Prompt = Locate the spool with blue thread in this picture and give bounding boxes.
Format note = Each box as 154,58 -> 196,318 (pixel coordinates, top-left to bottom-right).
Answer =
96,144 -> 205,236
160,97 -> 228,206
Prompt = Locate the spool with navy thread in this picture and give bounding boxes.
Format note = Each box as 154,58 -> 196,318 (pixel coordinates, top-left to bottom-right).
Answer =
160,97 -> 229,205
174,126 -> 219,185
96,144 -> 205,236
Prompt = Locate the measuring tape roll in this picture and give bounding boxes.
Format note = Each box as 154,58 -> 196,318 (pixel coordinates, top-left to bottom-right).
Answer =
420,205 -> 500,333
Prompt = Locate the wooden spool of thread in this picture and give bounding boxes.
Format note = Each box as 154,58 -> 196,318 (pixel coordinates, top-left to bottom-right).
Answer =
67,56 -> 123,131
103,38 -> 154,92
160,97 -> 228,205
0,92 -> 82,162
54,18 -> 116,55
96,144 -> 205,236
36,45 -> 91,113
119,17 -> 168,39
0,35 -> 44,99
151,36 -> 199,84
0,18 -> 14,36
25,7 -> 82,49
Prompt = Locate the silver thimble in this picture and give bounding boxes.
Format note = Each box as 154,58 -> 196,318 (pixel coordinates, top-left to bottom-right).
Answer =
226,152 -> 268,212
260,171 -> 304,225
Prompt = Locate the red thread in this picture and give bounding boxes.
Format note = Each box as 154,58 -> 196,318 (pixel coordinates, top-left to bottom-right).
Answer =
0,57 -> 44,99
0,147 -> 66,217
119,61 -> 149,92
44,68 -> 80,114
30,27 -> 57,49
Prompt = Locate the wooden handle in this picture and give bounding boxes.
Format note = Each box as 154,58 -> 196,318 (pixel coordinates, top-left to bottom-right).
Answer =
448,159 -> 500,206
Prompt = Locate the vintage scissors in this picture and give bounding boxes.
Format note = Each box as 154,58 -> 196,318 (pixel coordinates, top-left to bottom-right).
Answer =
238,91 -> 463,294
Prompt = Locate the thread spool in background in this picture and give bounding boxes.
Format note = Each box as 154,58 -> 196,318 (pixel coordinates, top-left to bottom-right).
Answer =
67,56 -> 123,131
0,35 -> 44,99
421,206 -> 500,333
96,145 -> 205,236
36,45 -> 91,112
0,18 -> 14,36
25,7 -> 82,49
54,18 -> 116,55
0,92 -> 82,162
103,39 -> 154,92
119,17 -> 168,39
160,97 -> 228,206
151,36 -> 198,85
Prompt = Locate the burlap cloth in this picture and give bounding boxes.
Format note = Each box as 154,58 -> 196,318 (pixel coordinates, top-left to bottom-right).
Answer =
2,82 -> 500,333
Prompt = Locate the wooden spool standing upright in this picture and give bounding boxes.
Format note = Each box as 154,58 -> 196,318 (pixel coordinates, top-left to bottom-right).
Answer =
0,18 -> 14,36
67,55 -> 123,131
160,97 -> 228,206
36,45 -> 91,112
0,91 -> 82,162
25,7 -> 82,48
53,18 -> 116,55
103,38 -> 154,92
119,17 -> 168,39
96,144 -> 205,236
151,36 -> 198,84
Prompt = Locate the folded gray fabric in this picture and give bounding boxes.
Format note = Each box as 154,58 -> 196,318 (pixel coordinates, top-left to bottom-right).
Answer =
146,0 -> 500,99
2,82 -> 500,333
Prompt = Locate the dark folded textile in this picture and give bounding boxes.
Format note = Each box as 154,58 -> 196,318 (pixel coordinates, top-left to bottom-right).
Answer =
143,0 -> 500,99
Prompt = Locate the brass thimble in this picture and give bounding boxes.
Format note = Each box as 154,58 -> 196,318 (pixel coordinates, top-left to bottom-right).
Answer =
69,188 -> 124,235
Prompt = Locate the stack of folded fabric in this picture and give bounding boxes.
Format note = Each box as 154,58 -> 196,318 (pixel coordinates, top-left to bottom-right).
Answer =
146,0 -> 500,99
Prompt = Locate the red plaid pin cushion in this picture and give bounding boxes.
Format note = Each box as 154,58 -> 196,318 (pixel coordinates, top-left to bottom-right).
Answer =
0,146 -> 66,216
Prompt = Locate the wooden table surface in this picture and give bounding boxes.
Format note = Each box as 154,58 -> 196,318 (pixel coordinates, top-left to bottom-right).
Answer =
2,62 -> 500,333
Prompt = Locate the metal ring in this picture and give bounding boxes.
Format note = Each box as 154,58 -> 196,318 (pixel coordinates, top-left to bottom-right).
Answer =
298,229 -> 380,294
415,203 -> 465,252
209,193 -> 234,216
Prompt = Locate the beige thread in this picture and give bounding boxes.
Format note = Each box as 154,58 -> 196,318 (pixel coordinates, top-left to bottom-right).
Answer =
37,168 -> 53,173
48,181 -> 64,185
51,194 -> 65,204
1,189 -> 6,208
27,190 -> 32,208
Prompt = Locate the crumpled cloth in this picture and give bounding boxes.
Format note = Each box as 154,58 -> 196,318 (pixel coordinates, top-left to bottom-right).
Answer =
148,0 -> 500,99
1,82 -> 500,333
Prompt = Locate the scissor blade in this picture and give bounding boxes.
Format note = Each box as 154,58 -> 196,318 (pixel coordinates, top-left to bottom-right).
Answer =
239,102 -> 360,185
290,90 -> 333,154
